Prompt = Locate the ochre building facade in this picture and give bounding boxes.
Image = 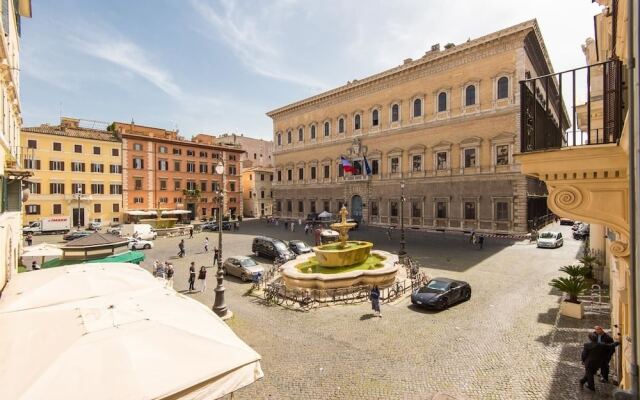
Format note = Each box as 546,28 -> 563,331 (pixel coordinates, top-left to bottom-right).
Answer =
268,20 -> 552,234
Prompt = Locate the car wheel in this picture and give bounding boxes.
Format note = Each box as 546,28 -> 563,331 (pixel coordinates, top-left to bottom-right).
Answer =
143,244 -> 151,249
438,298 -> 449,310
463,289 -> 472,301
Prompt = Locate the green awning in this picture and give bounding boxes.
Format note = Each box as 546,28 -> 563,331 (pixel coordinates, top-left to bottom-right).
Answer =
42,251 -> 145,269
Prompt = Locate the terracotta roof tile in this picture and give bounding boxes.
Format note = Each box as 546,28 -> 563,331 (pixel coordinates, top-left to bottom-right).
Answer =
22,125 -> 120,142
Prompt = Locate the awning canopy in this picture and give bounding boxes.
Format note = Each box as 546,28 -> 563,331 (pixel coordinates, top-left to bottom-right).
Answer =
161,210 -> 192,215
318,211 -> 332,218
125,210 -> 157,216
0,263 -> 263,399
21,243 -> 62,258
42,251 -> 145,269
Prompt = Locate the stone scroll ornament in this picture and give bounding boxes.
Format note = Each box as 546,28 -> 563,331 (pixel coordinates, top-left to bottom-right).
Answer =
549,186 -> 583,211
609,240 -> 630,258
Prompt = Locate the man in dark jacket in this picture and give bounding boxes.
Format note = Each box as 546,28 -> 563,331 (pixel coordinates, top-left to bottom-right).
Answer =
580,333 -> 619,391
593,326 -> 614,382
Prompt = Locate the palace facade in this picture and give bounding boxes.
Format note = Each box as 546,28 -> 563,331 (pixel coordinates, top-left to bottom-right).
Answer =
268,20 -> 554,235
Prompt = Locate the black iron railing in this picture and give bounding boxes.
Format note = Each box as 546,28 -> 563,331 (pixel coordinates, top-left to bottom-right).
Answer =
520,59 -> 622,152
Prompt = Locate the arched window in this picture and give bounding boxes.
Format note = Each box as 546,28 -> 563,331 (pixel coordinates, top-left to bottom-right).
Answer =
372,110 -> 379,126
497,77 -> 509,99
465,85 -> 476,106
298,128 -> 303,142
413,99 -> 422,117
277,133 -> 281,146
324,122 -> 330,136
437,92 -> 447,112
354,114 -> 361,130
310,125 -> 316,139
338,118 -> 345,133
287,130 -> 292,144
391,104 -> 399,122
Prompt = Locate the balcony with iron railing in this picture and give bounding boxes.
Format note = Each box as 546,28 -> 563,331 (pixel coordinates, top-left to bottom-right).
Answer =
520,59 -> 622,152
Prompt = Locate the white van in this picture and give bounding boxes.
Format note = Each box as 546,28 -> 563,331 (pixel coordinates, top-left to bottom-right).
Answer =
119,224 -> 157,240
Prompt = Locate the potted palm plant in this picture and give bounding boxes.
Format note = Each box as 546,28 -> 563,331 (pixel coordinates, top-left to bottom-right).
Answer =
549,275 -> 590,319
579,254 -> 598,282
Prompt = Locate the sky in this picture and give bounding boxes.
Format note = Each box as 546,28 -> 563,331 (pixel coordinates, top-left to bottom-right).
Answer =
20,0 -> 603,140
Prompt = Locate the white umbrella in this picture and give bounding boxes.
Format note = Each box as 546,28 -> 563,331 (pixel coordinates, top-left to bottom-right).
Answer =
161,210 -> 192,215
0,263 -> 162,313
318,211 -> 332,218
0,287 -> 263,400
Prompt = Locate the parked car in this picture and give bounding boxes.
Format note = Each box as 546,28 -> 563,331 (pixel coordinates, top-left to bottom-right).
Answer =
411,278 -> 471,310
571,221 -> 584,231
573,224 -> 590,240
119,224 -> 157,240
252,236 -> 295,261
222,256 -> 265,282
63,230 -> 93,241
559,218 -> 574,225
288,240 -> 313,255
537,231 -> 564,248
88,221 -> 102,231
127,237 -> 154,250
107,224 -> 122,235
203,221 -> 232,231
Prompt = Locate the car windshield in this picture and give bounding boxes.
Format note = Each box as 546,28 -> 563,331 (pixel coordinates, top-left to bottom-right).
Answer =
240,258 -> 258,267
274,242 -> 287,251
423,280 -> 450,292
539,232 -> 556,239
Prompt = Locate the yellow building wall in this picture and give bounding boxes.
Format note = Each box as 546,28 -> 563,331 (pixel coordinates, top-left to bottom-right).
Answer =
21,131 -> 123,227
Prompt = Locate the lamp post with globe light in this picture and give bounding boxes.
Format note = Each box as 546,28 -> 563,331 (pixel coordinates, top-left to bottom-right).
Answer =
76,187 -> 82,230
212,161 -> 230,318
398,180 -> 406,263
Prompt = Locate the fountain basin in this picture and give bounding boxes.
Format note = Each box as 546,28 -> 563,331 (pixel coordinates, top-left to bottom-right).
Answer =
280,250 -> 399,290
313,241 -> 373,267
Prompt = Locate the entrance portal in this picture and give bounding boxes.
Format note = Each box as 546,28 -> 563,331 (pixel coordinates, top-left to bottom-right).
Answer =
350,195 -> 363,223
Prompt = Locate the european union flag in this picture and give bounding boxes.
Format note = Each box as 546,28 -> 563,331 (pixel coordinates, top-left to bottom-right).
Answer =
364,156 -> 372,176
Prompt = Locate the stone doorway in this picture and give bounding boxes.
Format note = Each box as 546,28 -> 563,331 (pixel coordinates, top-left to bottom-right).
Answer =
350,195 -> 363,223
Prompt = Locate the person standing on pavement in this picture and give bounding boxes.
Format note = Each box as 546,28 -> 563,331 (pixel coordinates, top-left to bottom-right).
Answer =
178,239 -> 185,257
593,326 -> 614,382
198,266 -> 207,292
189,227 -> 194,239
166,263 -> 174,288
477,236 -> 484,250
204,237 -> 209,253
387,226 -> 392,240
188,262 -> 196,292
370,285 -> 381,317
213,247 -> 219,266
580,333 -> 619,391
25,232 -> 33,247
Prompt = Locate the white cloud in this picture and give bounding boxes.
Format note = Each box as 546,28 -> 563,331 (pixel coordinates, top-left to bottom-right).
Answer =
71,32 -> 182,97
191,0 -> 331,90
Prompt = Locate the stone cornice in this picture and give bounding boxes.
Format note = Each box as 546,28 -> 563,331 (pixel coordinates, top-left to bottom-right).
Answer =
267,20 -> 540,119
274,106 -> 517,156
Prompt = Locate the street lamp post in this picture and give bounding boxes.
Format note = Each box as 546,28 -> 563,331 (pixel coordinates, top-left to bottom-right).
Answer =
212,161 -> 230,318
398,180 -> 406,263
76,188 -> 82,230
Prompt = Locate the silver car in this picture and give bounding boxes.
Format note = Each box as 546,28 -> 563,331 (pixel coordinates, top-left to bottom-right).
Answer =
222,256 -> 265,282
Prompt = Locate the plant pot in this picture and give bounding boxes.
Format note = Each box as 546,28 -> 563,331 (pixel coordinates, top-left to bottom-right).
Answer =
559,300 -> 584,319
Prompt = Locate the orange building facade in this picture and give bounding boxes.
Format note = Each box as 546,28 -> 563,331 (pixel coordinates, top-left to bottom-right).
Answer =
115,123 -> 244,221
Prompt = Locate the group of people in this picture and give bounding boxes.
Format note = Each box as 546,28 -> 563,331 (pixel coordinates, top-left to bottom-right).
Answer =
580,325 -> 619,392
188,261 -> 208,293
152,260 -> 176,288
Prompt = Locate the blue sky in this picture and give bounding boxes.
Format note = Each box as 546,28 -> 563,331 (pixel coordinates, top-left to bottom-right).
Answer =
21,0 -> 602,140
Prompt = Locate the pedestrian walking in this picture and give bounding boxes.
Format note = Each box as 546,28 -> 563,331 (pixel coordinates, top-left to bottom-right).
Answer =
166,263 -> 174,288
198,266 -> 207,292
469,229 -> 475,244
314,227 -> 321,246
178,239 -> 185,257
284,221 -> 288,230
204,237 -> 209,252
387,226 -> 392,240
188,262 -> 196,292
25,232 -> 33,247
189,227 -> 194,239
580,333 -> 620,391
477,236 -> 484,250
213,247 -> 220,265
370,285 -> 381,317
593,326 -> 615,382
304,223 -> 309,234
235,221 -> 239,231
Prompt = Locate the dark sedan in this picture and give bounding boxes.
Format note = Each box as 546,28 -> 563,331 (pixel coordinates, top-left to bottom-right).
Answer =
63,230 -> 93,241
411,278 -> 471,310
202,221 -> 232,231
288,240 -> 313,255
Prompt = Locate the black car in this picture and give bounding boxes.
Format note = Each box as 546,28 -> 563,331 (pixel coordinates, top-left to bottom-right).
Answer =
252,236 -> 295,261
411,278 -> 471,310
288,240 -> 312,255
202,221 -> 232,231
63,230 -> 93,241
573,224 -> 590,240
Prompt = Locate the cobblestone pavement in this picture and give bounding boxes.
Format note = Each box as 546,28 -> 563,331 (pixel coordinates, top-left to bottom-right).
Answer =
33,222 -> 614,400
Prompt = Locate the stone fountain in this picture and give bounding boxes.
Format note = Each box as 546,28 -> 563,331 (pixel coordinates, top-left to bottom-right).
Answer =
280,206 -> 399,290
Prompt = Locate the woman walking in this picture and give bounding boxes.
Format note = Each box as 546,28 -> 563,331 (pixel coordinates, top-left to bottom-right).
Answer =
198,266 -> 207,293
166,263 -> 174,288
188,262 -> 196,292
204,237 -> 209,252
370,285 -> 381,317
